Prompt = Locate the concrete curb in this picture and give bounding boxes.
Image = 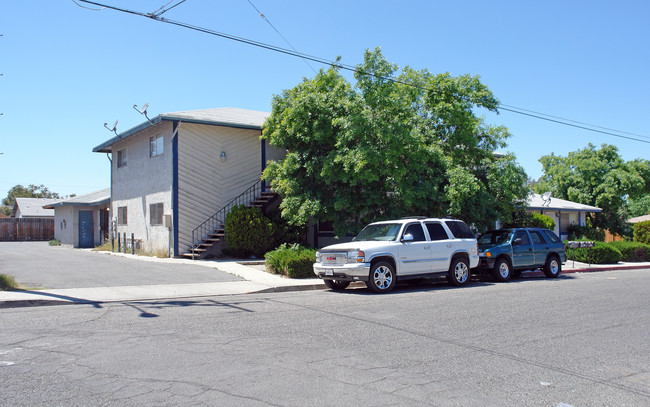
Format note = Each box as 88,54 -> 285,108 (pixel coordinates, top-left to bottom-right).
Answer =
1,261 -> 647,309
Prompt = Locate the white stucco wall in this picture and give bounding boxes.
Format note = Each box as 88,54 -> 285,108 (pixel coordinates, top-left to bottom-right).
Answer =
54,206 -> 74,245
111,122 -> 173,253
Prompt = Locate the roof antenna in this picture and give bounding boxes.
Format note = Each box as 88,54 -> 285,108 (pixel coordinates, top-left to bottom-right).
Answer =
133,103 -> 154,124
104,119 -> 119,136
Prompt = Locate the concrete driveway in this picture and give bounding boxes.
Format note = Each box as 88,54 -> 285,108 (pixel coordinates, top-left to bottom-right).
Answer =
0,242 -> 242,289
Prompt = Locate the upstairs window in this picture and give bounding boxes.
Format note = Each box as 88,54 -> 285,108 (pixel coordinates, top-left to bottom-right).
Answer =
117,148 -> 127,168
150,135 -> 164,157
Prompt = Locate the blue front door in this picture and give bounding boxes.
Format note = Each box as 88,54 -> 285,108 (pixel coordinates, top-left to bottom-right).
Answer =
78,211 -> 93,248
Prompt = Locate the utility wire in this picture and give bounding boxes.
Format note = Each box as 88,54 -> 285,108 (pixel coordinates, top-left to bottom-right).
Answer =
245,0 -> 317,74
75,0 -> 650,145
150,0 -> 188,17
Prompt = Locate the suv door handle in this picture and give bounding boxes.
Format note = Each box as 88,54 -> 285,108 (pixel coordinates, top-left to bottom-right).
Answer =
424,245 -> 430,250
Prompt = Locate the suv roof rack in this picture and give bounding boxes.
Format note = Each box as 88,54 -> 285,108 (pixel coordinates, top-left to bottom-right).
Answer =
401,216 -> 427,220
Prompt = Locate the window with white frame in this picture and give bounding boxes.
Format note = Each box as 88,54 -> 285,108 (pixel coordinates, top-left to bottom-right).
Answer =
150,135 -> 164,157
150,203 -> 164,226
117,148 -> 127,168
117,206 -> 128,225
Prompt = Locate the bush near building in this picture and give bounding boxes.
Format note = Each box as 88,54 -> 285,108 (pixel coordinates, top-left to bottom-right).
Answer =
608,241 -> 650,262
265,244 -> 316,279
633,220 -> 650,245
565,241 -> 622,264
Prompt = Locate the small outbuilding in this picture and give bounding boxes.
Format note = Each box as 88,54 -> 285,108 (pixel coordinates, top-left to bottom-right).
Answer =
525,193 -> 602,240
10,198 -> 57,218
44,189 -> 110,248
628,214 -> 650,224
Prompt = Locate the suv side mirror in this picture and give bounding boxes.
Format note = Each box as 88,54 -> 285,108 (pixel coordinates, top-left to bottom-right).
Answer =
513,237 -> 523,246
402,233 -> 414,242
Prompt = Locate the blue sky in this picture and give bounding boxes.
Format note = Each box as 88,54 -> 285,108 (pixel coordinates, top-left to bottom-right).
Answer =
1,0 -> 649,198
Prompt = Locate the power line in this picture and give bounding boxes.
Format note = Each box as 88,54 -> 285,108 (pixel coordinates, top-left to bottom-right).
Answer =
75,0 -> 650,145
245,0 -> 317,74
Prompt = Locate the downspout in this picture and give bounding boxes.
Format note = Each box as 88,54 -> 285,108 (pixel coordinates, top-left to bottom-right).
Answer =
106,152 -> 113,245
172,121 -> 180,257
260,132 -> 266,191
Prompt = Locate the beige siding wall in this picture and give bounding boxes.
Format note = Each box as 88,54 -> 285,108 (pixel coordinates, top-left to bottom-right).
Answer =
177,123 -> 264,251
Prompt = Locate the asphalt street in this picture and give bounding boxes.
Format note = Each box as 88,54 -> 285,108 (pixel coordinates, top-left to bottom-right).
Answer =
1,268 -> 648,406
0,242 -> 241,288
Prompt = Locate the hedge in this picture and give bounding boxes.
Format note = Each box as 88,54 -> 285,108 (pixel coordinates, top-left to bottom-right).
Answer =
224,204 -> 274,257
265,244 -> 317,279
607,241 -> 650,262
633,220 -> 650,245
565,241 -> 621,264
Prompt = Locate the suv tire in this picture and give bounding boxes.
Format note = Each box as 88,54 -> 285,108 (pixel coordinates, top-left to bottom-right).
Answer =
543,255 -> 561,278
367,261 -> 396,293
447,257 -> 470,286
492,258 -> 512,282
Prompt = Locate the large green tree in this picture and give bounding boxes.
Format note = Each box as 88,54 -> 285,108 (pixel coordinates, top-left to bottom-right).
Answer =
263,49 -> 528,236
534,144 -> 650,234
0,184 -> 62,216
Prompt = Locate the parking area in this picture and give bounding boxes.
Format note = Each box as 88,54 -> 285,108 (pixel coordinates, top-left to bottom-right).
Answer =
0,242 -> 242,289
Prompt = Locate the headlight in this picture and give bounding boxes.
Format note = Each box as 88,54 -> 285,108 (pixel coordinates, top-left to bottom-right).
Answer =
315,251 -> 321,262
346,250 -> 365,263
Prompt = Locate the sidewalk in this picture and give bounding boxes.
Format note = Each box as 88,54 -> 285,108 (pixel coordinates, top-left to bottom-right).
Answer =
1,254 -> 648,308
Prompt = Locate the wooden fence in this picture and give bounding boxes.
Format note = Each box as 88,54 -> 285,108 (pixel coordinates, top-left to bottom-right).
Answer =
0,218 -> 55,241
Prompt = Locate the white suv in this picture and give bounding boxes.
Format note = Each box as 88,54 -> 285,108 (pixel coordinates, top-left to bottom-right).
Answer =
313,217 -> 479,293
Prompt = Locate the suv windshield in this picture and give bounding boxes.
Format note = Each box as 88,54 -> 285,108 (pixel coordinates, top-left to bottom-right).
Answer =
354,223 -> 402,241
478,230 -> 513,245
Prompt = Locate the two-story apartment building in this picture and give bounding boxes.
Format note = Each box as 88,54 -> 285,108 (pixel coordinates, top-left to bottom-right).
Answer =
93,107 -> 284,257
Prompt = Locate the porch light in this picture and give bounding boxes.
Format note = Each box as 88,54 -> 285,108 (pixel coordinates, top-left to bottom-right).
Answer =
220,151 -> 227,160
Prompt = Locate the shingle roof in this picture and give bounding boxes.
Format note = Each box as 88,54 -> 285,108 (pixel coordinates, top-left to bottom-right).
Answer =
11,198 -> 58,217
93,107 -> 270,153
628,214 -> 650,223
43,188 -> 110,209
527,193 -> 601,212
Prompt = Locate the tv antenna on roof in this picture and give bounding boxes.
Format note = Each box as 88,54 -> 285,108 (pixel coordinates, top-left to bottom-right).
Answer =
541,191 -> 552,207
133,102 -> 153,124
104,119 -> 119,136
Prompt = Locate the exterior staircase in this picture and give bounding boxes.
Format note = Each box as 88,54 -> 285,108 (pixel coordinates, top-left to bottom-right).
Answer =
182,180 -> 279,259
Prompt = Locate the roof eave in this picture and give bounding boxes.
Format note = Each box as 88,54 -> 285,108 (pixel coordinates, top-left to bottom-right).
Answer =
93,113 -> 264,154
93,116 -> 164,153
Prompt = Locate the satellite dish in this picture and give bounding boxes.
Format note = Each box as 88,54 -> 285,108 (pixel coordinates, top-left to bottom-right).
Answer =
104,120 -> 119,135
133,102 -> 154,124
542,191 -> 552,206
133,103 -> 149,114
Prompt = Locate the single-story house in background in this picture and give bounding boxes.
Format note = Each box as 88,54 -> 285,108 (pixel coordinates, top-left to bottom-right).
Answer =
44,189 -> 110,248
10,198 -> 57,218
93,107 -> 286,258
628,214 -> 650,224
524,193 -> 602,240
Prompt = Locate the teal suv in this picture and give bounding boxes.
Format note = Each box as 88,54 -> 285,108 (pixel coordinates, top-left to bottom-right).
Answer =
477,228 -> 567,281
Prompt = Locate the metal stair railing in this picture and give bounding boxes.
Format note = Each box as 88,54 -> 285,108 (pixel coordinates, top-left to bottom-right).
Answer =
190,179 -> 269,259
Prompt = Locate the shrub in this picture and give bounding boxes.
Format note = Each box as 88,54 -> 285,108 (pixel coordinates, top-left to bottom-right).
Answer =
608,241 -> 650,262
265,244 -> 317,279
566,241 -> 621,264
225,205 -> 275,257
528,212 -> 555,230
567,224 -> 605,241
633,220 -> 650,245
0,274 -> 19,291
49,239 -> 61,246
503,211 -> 555,230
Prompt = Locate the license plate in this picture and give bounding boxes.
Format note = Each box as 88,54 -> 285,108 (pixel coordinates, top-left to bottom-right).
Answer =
325,269 -> 333,276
